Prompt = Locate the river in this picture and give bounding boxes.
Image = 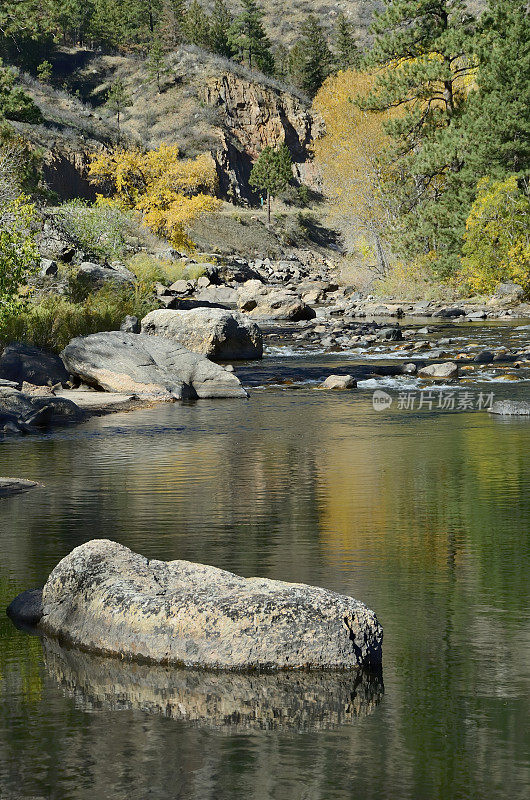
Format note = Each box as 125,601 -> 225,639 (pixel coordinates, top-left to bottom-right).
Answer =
1,321 -> 529,800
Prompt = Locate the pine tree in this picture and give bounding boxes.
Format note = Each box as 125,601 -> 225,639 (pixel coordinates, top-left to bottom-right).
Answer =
291,15 -> 332,97
228,0 -> 274,75
183,1 -> 212,49
105,78 -> 132,135
464,0 -> 530,181
363,0 -> 477,275
147,37 -> 169,92
334,13 -> 360,69
249,144 -> 292,224
159,0 -> 187,48
209,0 -> 233,58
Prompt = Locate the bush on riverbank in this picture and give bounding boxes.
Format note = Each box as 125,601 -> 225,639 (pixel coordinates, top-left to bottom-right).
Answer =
127,253 -> 206,288
0,285 -> 157,353
55,200 -> 137,262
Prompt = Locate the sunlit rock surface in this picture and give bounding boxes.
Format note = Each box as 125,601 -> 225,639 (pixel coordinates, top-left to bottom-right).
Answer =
39,539 -> 383,670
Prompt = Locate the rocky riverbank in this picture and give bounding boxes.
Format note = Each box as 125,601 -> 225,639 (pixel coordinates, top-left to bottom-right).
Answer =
1,247 -> 529,435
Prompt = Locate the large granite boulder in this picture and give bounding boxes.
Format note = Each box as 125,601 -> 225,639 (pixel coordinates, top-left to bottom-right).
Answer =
237,283 -> 316,321
141,308 -> 263,360
0,387 -> 84,434
60,331 -> 247,399
0,343 -> 69,387
43,638 -> 383,731
36,539 -> 382,670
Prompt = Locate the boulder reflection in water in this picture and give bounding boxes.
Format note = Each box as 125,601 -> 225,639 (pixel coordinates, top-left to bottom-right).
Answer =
42,638 -> 383,732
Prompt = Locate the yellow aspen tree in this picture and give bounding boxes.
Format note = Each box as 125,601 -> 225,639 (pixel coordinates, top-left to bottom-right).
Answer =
312,69 -> 399,274
89,144 -> 221,249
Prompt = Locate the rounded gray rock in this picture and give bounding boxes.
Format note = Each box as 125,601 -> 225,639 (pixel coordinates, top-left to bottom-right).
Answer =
39,540 -> 383,670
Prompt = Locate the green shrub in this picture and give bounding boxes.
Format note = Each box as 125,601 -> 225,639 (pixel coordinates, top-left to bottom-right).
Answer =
0,285 -> 157,353
127,252 -> 206,287
0,62 -> 43,123
0,197 -> 38,328
55,200 -> 135,261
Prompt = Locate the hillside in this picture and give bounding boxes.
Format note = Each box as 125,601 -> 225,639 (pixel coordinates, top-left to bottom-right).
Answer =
19,46 -> 320,203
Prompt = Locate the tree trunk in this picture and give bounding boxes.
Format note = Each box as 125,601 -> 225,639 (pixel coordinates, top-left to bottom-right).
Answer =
267,192 -> 271,225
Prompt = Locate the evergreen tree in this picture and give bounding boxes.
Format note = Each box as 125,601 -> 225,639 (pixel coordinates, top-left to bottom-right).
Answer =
147,38 -> 169,91
465,0 -> 530,181
291,15 -> 332,97
105,78 -> 132,135
249,144 -> 292,224
183,1 -> 212,49
0,61 -> 43,123
363,0 -> 477,275
228,0 -> 274,75
334,13 -> 360,69
159,0 -> 187,48
55,0 -> 95,46
209,0 -> 233,58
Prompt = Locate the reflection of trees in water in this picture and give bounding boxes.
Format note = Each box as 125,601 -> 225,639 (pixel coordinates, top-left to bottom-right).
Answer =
0,396 -> 528,799
315,403 -> 530,800
1,400 -> 326,586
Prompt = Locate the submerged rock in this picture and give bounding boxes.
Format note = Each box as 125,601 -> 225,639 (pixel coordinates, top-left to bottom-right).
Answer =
37,539 -> 383,670
0,478 -> 41,499
60,331 -> 248,399
43,637 -> 383,731
141,308 -> 263,360
489,400 -> 530,416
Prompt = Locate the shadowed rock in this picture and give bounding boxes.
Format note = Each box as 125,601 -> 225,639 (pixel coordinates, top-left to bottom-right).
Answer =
43,637 -> 383,731
61,331 -> 248,399
0,387 -> 84,435
38,539 -> 383,670
7,588 -> 43,627
0,343 -> 69,387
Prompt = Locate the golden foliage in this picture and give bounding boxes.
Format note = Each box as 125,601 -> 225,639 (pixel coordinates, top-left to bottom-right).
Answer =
312,70 -> 398,268
458,176 -> 530,294
89,144 -> 221,249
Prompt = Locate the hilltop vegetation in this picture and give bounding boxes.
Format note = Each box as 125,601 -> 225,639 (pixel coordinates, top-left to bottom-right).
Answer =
0,0 -> 528,310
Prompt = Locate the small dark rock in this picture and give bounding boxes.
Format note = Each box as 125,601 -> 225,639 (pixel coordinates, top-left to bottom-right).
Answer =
377,327 -> 403,341
6,588 -> 43,628
40,258 -> 58,277
473,350 -> 495,364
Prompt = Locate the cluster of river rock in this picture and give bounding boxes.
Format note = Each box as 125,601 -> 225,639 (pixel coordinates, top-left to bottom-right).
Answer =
2,251 -> 529,434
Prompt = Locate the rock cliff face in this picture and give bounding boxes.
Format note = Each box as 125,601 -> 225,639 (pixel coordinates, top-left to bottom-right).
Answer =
201,73 -> 322,199
18,48 -> 322,202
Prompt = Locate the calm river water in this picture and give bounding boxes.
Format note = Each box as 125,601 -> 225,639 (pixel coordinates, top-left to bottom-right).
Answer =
1,326 -> 529,800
